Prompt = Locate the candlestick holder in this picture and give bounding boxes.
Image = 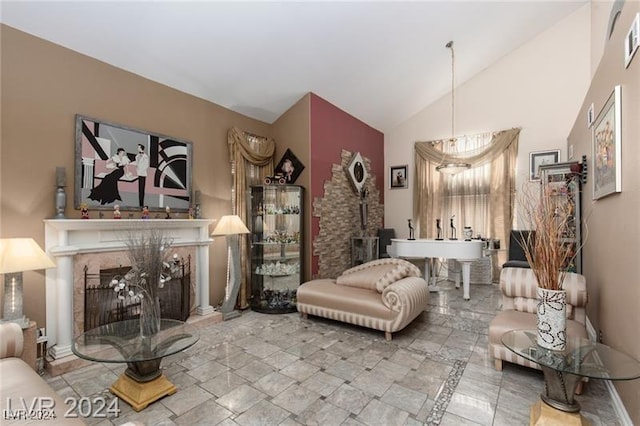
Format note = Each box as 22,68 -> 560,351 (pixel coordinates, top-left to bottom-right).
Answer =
55,186 -> 66,219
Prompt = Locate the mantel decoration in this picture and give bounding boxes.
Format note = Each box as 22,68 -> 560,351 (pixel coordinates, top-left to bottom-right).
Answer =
110,228 -> 180,337
519,184 -> 578,351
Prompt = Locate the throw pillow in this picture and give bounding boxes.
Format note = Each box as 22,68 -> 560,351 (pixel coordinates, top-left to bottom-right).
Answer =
336,264 -> 398,291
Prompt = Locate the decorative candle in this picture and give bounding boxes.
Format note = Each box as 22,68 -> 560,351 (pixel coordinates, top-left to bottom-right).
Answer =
56,167 -> 66,187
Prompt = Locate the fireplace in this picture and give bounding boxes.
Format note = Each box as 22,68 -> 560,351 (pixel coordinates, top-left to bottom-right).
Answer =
83,256 -> 191,331
44,219 -> 215,364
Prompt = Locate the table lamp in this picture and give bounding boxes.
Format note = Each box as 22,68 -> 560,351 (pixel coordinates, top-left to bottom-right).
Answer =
212,215 -> 250,320
0,238 -> 56,328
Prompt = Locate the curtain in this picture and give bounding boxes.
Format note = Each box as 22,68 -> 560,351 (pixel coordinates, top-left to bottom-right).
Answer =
227,127 -> 275,308
414,128 -> 520,275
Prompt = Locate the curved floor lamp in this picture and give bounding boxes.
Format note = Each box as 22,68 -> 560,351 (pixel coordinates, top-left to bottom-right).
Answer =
211,215 -> 250,320
0,238 -> 56,328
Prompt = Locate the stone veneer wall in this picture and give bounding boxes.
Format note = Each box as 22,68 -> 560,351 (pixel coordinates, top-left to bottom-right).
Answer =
72,246 -> 196,337
313,150 -> 384,278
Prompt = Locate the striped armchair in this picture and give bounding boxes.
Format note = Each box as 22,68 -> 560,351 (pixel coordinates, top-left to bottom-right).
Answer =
489,267 -> 588,372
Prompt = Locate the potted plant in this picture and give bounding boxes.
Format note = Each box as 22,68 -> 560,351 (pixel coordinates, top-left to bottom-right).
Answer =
519,182 -> 578,351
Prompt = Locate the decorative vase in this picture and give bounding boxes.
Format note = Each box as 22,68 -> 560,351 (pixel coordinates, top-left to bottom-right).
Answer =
139,295 -> 161,338
536,287 -> 567,350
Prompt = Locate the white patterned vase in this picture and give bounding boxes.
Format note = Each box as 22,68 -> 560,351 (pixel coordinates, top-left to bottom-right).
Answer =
536,288 -> 567,351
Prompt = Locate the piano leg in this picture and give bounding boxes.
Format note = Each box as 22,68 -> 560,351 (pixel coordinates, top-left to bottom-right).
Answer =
460,260 -> 472,300
424,258 -> 438,291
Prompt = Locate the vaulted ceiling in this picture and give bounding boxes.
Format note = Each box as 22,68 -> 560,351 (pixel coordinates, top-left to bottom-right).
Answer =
1,1 -> 587,132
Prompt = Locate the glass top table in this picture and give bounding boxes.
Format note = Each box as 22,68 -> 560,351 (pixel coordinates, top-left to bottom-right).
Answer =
502,330 -> 640,414
72,319 -> 199,411
73,319 -> 198,366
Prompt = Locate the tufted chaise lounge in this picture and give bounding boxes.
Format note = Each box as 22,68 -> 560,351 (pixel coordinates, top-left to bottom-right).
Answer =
489,267 -> 588,372
297,258 -> 429,341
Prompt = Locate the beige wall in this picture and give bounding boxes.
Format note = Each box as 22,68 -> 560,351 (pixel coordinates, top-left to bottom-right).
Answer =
567,2 -> 640,422
0,25 -> 273,327
384,4 -> 591,235
271,94 -> 311,281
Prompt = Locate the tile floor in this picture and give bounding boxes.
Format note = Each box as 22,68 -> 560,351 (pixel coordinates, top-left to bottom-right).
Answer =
46,281 -> 621,425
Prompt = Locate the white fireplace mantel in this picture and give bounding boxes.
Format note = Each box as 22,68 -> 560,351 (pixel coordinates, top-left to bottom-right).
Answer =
44,219 -> 214,360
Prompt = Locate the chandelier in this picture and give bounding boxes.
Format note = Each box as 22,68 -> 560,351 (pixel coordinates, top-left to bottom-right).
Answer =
436,41 -> 471,175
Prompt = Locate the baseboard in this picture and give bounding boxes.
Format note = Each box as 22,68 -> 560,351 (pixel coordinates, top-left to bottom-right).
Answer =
585,317 -> 634,426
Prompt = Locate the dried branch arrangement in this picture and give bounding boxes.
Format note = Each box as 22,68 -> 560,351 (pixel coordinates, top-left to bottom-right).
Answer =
111,227 -> 179,304
518,183 -> 577,290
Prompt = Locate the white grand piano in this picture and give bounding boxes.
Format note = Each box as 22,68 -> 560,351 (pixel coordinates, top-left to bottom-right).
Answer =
387,238 -> 484,300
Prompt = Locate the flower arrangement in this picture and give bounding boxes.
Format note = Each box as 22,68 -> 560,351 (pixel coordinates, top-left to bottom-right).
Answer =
518,182 -> 577,291
109,227 -> 180,336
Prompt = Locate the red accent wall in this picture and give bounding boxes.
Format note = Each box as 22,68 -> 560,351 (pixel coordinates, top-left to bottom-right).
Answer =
310,93 -> 384,276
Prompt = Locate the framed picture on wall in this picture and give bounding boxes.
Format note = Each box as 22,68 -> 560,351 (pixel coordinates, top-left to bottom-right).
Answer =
274,148 -> 305,184
624,12 -> 639,68
74,115 -> 193,212
592,86 -> 622,200
390,165 -> 408,189
529,150 -> 560,181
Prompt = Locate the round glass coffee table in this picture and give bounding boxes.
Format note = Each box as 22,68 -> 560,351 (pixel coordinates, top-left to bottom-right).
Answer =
72,319 -> 199,411
501,330 -> 640,424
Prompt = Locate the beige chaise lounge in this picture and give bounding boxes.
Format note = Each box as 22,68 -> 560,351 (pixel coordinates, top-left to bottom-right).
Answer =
297,258 -> 429,340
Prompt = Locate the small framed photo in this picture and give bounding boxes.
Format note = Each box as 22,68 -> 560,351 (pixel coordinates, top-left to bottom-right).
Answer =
529,150 -> 560,181
624,12 -> 639,68
390,165 -> 408,189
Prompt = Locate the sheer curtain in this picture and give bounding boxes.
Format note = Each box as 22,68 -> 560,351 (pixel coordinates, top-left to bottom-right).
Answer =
414,128 -> 520,272
227,127 -> 275,308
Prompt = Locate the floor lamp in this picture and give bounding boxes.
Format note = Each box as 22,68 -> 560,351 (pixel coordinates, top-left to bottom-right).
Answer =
212,215 -> 250,320
0,238 -> 56,328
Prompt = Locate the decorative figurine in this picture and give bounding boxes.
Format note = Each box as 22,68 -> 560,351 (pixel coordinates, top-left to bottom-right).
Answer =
449,215 -> 457,240
359,188 -> 368,235
408,219 -> 415,240
464,226 -> 473,241
113,204 -> 121,219
141,206 -> 150,219
80,203 -> 89,219
165,205 -> 171,219
188,206 -> 195,220
436,219 -> 443,240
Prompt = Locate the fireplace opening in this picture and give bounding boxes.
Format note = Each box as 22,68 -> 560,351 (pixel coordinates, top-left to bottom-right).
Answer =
83,255 -> 191,331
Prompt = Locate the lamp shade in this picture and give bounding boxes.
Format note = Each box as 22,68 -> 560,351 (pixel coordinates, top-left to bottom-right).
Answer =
211,215 -> 250,236
0,238 -> 55,274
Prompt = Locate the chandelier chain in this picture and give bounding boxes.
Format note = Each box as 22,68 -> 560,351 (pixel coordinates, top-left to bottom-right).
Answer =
447,41 -> 455,146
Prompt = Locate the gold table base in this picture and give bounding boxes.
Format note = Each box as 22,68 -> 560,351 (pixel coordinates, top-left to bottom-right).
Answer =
530,400 -> 590,426
110,373 -> 177,412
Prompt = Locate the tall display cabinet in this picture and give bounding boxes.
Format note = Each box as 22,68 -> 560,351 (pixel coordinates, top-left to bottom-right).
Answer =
539,161 -> 582,273
248,185 -> 303,313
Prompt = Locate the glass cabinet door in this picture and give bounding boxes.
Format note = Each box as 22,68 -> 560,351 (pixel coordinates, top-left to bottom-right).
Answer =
539,161 -> 582,273
248,185 -> 303,313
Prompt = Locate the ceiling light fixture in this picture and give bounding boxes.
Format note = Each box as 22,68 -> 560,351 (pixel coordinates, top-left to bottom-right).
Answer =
436,41 -> 471,175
